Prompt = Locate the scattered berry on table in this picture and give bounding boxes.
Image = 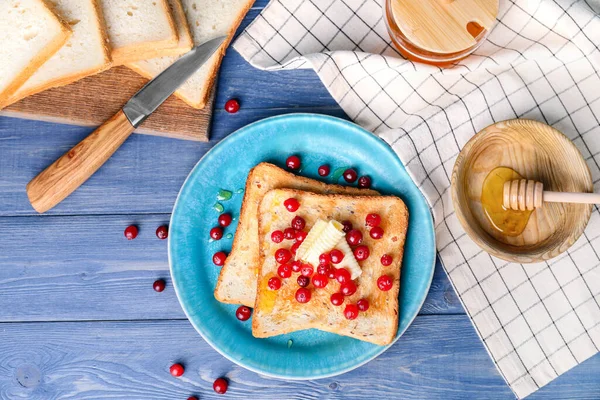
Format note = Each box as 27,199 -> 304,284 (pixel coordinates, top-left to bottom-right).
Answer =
297,275 -> 310,288
124,225 -> 138,240
370,226 -> 384,240
344,304 -> 359,320
218,213 -> 232,227
358,176 -> 372,189
341,281 -> 357,296
213,251 -> 227,266
346,229 -> 363,246
268,277 -> 282,290
224,99 -> 240,113
377,275 -> 393,291
295,288 -> 311,303
284,198 -> 300,212
312,274 -> 328,288
170,363 -> 184,377
210,227 -> 223,240
277,263 -> 292,278
343,168 -> 358,183
341,220 -> 353,233
354,245 -> 370,261
236,306 -> 252,321
329,249 -> 344,264
291,216 -> 306,230
366,213 -> 381,227
156,225 -> 168,240
286,155 -> 301,170
357,299 -> 370,311
213,377 -> 228,394
331,292 -> 344,306
300,263 -> 314,277
295,230 -> 307,242
271,230 -> 284,243
187,397 -> 198,400
275,248 -> 292,263
381,254 -> 393,266
335,268 -> 351,284
318,164 -> 330,176
319,253 -> 331,266
284,227 -> 296,240
153,279 -> 166,292
291,260 -> 302,272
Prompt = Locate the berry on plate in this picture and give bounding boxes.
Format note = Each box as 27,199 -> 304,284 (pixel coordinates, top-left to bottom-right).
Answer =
318,164 -> 330,176
236,306 -> 252,321
213,251 -> 227,266
286,155 -> 301,170
218,213 -> 232,227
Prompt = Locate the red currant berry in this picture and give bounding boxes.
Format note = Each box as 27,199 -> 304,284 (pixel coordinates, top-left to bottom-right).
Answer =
290,241 -> 301,256
284,198 -> 300,212
346,229 -> 363,246
291,260 -> 302,272
277,263 -> 292,278
317,263 -> 332,276
370,226 -> 384,240
343,168 -> 358,183
297,275 -> 310,288
188,397 -> 199,400
283,228 -> 296,240
329,249 -> 344,264
268,277 -> 281,290
156,225 -> 168,240
271,230 -> 284,243
319,253 -> 331,266
224,99 -> 240,113
312,274 -> 328,288
331,293 -> 345,306
218,213 -> 232,227
354,245 -> 370,261
327,267 -> 336,279
153,279 -> 166,292
210,226 -> 223,240
213,377 -> 228,394
341,220 -> 353,233
366,213 -> 381,227
341,281 -> 357,296
170,363 -> 184,377
275,248 -> 292,263
377,275 -> 393,291
300,263 -> 314,277
236,306 -> 252,321
286,155 -> 301,170
295,288 -> 311,303
213,251 -> 227,266
291,216 -> 306,230
335,268 -> 351,284
124,225 -> 138,240
357,298 -> 370,311
318,164 -> 330,176
295,230 -> 307,242
344,304 -> 359,320
381,254 -> 393,266
358,176 -> 372,188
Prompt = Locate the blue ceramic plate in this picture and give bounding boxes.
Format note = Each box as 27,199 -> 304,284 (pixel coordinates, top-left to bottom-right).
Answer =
169,113 -> 435,379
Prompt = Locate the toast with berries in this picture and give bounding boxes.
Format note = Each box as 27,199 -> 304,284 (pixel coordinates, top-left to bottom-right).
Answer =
214,163 -> 377,307
252,189 -> 408,346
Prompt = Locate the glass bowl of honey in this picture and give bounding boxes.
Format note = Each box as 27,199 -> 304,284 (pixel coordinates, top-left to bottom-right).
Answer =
384,0 -> 499,66
451,119 -> 592,263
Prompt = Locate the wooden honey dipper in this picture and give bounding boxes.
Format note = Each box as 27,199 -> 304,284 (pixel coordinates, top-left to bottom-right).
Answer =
503,179 -> 600,211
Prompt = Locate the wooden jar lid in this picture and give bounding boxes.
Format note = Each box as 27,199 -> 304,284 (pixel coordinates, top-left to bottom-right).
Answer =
390,0 -> 499,54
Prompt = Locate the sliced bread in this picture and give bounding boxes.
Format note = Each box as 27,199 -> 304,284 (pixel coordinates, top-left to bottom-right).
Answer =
6,0 -> 111,106
99,0 -> 178,65
157,0 -> 193,57
253,189 -> 408,346
214,163 -> 378,307
128,0 -> 255,109
0,0 -> 71,109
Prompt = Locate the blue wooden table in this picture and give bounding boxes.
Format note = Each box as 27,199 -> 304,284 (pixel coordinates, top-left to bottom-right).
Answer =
1,4 -> 599,399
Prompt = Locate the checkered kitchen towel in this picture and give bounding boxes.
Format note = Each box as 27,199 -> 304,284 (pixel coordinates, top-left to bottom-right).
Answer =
233,0 -> 600,397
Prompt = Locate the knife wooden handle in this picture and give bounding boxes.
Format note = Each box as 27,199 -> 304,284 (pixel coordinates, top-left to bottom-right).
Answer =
27,110 -> 135,213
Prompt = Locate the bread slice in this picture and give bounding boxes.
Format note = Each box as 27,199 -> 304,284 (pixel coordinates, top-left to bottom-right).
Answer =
157,0 -> 193,57
0,0 -> 71,109
214,162 -> 378,307
127,0 -> 255,109
99,0 -> 178,65
6,0 -> 111,106
253,189 -> 408,346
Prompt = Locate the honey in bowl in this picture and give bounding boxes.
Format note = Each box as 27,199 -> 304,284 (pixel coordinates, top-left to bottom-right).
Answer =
481,167 -> 533,237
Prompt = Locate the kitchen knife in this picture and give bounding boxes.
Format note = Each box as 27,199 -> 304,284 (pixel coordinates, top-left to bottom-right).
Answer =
26,36 -> 227,214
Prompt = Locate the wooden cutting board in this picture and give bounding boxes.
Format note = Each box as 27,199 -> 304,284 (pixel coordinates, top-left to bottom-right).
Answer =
0,66 -> 213,142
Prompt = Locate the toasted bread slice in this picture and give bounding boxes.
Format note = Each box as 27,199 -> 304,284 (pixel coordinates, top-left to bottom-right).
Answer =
214,163 -> 378,307
253,189 -> 408,346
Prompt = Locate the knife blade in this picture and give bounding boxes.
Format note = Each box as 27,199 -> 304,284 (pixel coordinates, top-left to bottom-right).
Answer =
123,35 -> 227,127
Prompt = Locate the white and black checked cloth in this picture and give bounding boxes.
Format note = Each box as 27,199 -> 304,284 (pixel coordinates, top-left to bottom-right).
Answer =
233,0 -> 600,398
